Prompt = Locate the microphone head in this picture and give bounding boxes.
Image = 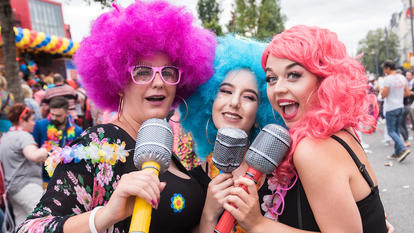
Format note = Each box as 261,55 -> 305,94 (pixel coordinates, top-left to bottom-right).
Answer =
212,127 -> 248,173
245,124 -> 291,174
134,118 -> 173,173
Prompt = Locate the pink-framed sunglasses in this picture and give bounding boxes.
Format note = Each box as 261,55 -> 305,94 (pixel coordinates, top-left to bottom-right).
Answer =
128,65 -> 182,85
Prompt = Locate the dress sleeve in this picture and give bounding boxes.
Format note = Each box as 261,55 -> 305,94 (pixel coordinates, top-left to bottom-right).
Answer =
16,155 -> 96,233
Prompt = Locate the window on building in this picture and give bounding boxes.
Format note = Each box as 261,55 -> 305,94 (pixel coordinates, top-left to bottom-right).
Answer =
29,0 -> 65,37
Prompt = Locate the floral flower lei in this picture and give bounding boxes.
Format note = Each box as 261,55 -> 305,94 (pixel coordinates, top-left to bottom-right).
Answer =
43,119 -> 76,152
45,139 -> 130,177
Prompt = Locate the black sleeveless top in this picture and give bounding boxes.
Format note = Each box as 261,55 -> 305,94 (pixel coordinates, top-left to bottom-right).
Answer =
278,133 -> 387,233
150,154 -> 206,233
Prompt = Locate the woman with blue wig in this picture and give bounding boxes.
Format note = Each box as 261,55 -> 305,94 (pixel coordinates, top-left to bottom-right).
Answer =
179,35 -> 284,233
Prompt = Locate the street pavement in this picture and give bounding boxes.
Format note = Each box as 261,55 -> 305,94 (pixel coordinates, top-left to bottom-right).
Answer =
362,122 -> 414,232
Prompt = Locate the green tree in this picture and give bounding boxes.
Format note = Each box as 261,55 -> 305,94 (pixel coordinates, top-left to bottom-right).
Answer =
357,28 -> 399,76
227,0 -> 285,41
197,0 -> 223,36
257,0 -> 285,41
0,0 -> 23,102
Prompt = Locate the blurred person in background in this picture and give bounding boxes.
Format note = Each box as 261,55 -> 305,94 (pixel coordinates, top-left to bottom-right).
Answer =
32,83 -> 45,106
0,103 -> 48,227
401,70 -> 414,147
381,60 -> 411,162
0,76 -> 14,136
42,73 -> 78,120
21,84 -> 42,121
32,96 -> 82,184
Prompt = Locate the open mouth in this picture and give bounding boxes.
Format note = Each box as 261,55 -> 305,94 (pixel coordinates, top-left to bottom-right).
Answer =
279,101 -> 299,119
145,95 -> 166,102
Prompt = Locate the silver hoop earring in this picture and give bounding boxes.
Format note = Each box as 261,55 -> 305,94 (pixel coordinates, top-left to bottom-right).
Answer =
169,95 -> 188,123
117,94 -> 124,120
205,118 -> 213,145
272,108 -> 278,122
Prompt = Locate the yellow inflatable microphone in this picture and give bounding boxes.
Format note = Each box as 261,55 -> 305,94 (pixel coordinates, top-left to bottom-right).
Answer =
129,118 -> 173,233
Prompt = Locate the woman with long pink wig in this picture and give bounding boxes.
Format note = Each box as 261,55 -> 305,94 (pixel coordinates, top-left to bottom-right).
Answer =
17,1 -> 216,233
219,25 -> 390,233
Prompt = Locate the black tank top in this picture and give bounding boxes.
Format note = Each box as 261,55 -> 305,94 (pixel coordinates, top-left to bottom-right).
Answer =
278,133 -> 387,233
149,154 -> 206,233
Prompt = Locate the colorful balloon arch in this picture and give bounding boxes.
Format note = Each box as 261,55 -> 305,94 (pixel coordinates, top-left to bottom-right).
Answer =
0,26 -> 79,56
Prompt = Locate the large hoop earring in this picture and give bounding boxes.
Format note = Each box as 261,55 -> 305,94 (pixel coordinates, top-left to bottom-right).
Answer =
117,94 -> 124,120
205,118 -> 213,145
272,108 -> 278,122
169,95 -> 188,123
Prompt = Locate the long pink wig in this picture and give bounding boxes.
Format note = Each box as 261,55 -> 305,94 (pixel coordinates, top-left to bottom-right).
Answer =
261,25 -> 378,219
74,1 -> 216,111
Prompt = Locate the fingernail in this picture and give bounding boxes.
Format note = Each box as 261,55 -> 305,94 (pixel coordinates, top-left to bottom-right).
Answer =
157,197 -> 160,204
151,200 -> 156,207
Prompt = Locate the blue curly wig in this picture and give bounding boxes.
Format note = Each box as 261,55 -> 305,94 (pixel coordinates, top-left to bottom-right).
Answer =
179,35 -> 285,159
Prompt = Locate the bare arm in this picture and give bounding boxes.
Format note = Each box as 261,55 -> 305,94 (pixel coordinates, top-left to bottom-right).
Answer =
404,83 -> 410,97
381,86 -> 389,99
199,173 -> 234,233
224,137 -> 364,233
22,144 -> 48,163
292,138 -> 363,233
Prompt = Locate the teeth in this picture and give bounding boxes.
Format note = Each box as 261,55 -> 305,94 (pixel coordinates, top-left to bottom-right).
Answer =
279,102 -> 295,107
224,113 -> 241,119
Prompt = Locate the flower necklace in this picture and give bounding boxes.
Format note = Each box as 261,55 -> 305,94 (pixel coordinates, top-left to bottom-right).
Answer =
44,117 -> 76,152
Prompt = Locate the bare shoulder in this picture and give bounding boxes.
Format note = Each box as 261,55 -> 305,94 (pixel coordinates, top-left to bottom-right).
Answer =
293,136 -> 349,179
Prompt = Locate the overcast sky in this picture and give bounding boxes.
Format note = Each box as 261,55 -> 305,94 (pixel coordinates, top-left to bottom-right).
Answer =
57,0 -> 404,55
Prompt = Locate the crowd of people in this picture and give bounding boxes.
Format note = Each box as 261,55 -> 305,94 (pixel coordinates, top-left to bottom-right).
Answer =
0,0 -> 407,232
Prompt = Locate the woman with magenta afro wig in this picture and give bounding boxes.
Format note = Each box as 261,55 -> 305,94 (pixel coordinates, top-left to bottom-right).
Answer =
217,25 -> 390,233
179,35 -> 284,232
17,1 -> 216,233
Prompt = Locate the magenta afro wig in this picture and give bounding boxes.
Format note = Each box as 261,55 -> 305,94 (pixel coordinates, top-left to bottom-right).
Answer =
74,0 -> 216,111
261,25 -> 378,219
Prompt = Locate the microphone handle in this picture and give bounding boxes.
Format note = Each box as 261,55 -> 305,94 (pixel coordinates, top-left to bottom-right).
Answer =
129,161 -> 160,233
214,167 -> 263,233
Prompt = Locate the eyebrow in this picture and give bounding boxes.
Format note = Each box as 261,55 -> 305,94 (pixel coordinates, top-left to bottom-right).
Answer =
220,82 -> 259,98
135,62 -> 173,67
265,62 -> 304,73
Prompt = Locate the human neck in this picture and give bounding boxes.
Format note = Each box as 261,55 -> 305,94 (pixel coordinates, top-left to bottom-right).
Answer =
114,113 -> 140,139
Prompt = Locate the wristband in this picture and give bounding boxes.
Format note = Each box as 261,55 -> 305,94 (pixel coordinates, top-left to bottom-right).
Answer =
89,206 -> 103,233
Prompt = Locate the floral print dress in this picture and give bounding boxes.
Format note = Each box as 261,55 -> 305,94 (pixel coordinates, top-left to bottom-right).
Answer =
17,123 -> 206,233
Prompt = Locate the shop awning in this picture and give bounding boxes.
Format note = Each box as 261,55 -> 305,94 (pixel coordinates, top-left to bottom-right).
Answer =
0,26 -> 79,56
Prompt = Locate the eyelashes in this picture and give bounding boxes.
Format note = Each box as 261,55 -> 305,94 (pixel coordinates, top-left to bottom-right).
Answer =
218,89 -> 257,102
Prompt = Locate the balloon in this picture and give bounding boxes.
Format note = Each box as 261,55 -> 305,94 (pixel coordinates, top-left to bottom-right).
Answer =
25,30 -> 37,48
63,39 -> 74,54
67,42 -> 79,56
30,32 -> 45,48
37,35 -> 51,48
15,27 -> 23,42
43,35 -> 57,52
57,38 -> 70,54
50,37 -> 63,53
22,28 -> 30,44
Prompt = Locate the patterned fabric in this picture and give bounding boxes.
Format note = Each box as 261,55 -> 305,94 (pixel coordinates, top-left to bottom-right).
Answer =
17,124 -> 134,233
17,123 -> 205,233
170,114 -> 201,170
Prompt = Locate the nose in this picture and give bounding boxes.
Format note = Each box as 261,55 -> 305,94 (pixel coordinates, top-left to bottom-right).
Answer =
272,79 -> 288,94
229,93 -> 241,109
151,71 -> 165,88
